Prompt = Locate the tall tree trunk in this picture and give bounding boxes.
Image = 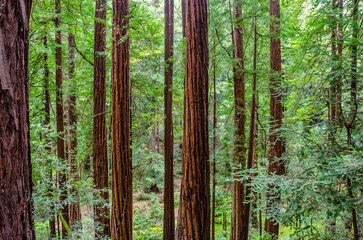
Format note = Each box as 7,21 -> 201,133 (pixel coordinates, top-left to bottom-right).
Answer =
181,0 -> 186,37
68,31 -> 82,232
336,0 -> 343,120
345,1 -> 359,238
0,1 -> 35,239
241,16 -> 258,240
265,0 -> 284,238
177,0 -> 210,238
111,0 -> 132,239
330,0 -> 337,124
43,27 -> 57,238
55,0 -> 70,237
231,0 -> 246,239
212,46 -> 217,240
94,0 -> 110,238
351,0 -> 358,119
163,0 -> 175,239
327,0 -> 338,232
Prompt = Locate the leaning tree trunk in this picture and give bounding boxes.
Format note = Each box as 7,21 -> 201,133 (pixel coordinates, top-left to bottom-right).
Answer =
231,0 -> 246,239
163,0 -> 175,239
111,0 -> 132,239
94,0 -> 110,238
177,0 -> 210,239
265,0 -> 284,238
67,31 -> 82,231
0,0 -> 35,239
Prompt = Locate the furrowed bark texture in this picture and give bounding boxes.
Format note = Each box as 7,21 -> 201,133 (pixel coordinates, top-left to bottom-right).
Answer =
111,0 -> 132,239
0,0 -> 35,238
55,0 -> 70,236
94,0 -> 110,238
231,0 -> 246,239
177,0 -> 210,238
68,32 -> 82,230
163,0 -> 175,239
265,0 -> 284,237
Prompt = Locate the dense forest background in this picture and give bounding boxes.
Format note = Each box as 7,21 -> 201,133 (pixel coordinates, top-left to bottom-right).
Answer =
10,0 -> 363,238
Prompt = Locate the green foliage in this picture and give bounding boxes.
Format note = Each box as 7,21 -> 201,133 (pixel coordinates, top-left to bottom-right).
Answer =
28,0 -> 362,238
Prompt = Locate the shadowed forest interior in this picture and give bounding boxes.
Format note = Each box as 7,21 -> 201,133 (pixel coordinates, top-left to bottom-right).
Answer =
0,0 -> 362,239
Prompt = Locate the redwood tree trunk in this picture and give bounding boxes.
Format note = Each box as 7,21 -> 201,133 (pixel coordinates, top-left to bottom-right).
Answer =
111,0 -> 132,239
163,0 -> 175,239
55,0 -> 70,237
94,0 -> 110,238
231,0 -> 246,239
212,47 -> 217,240
0,0 -> 35,239
177,0 -> 210,238
265,0 -> 284,237
67,32 -> 82,231
241,16 -> 258,240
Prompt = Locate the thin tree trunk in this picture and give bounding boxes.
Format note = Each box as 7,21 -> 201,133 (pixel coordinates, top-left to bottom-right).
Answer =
177,0 -> 186,235
0,1 -> 35,238
336,0 -> 343,120
111,0 -> 132,239
55,0 -> 70,236
330,0 -> 337,124
181,0 -> 186,37
345,1 -> 359,238
67,31 -> 82,233
241,16 -> 258,240
163,0 -> 175,239
265,0 -> 284,237
177,0 -> 210,238
231,0 -> 246,239
327,0 -> 338,232
211,42 -> 217,240
94,0 -> 110,237
43,28 -> 57,238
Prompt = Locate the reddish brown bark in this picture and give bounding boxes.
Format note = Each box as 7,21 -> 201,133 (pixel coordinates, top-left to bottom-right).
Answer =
163,0 -> 175,239
265,0 -> 284,237
67,32 -> 82,231
0,1 -> 35,239
55,0 -> 70,237
111,0 -> 132,239
241,17 -> 258,240
94,0 -> 110,238
177,0 -> 210,239
231,0 -> 246,239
